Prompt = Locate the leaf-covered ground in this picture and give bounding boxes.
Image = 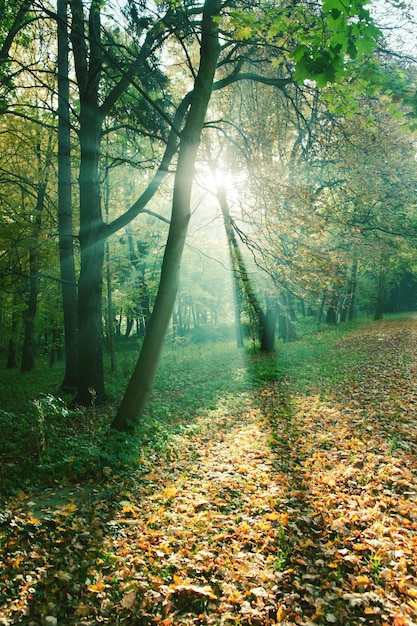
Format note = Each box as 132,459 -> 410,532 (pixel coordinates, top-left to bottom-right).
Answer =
1,318 -> 417,625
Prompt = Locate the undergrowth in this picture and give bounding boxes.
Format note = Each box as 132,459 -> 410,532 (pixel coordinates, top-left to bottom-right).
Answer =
0,316 -> 375,498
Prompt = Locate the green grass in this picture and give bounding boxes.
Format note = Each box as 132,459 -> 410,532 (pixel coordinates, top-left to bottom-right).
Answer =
0,315 -> 389,497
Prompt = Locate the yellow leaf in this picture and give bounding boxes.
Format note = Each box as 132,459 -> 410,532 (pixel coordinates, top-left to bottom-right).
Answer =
87,580 -> 106,593
270,57 -> 283,69
277,605 -> 287,622
266,511 -> 280,521
280,512 -> 289,526
57,503 -> 78,517
170,583 -> 217,600
406,586 -> 417,599
145,472 -> 159,481
162,486 -> 177,500
75,604 -> 91,617
225,587 -> 244,604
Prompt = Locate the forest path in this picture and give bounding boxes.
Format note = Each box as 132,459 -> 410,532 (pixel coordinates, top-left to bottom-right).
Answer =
1,317 -> 417,625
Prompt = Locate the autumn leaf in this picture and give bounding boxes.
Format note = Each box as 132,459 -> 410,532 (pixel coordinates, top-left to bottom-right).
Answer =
87,580 -> 106,594
161,486 -> 177,500
75,604 -> 91,617
55,502 -> 78,517
2,319 -> 417,626
120,589 -> 137,609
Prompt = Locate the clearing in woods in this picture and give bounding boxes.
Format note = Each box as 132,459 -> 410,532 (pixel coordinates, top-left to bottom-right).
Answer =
1,317 -> 417,625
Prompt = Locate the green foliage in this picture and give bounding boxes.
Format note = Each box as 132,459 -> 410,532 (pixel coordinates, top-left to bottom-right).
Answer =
229,0 -> 381,87
0,314 -> 411,498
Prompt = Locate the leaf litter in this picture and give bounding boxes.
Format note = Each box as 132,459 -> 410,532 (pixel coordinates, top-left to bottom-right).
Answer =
1,317 -> 417,625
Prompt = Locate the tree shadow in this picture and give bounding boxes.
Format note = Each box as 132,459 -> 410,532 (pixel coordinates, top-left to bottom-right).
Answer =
253,323 -> 417,625
0,480 -> 125,624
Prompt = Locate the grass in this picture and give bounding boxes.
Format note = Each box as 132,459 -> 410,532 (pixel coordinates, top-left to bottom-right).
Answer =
2,313 -> 417,625
0,315 -> 383,497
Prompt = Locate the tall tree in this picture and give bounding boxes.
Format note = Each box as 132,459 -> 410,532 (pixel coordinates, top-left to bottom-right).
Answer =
21,131 -> 53,372
110,0 -> 386,426
57,0 -> 78,391
111,0 -> 222,430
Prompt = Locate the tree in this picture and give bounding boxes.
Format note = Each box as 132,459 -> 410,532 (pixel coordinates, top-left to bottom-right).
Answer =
20,128 -> 54,372
0,0 -> 386,419
64,0 -> 172,403
57,0 -> 78,391
111,0 -> 222,430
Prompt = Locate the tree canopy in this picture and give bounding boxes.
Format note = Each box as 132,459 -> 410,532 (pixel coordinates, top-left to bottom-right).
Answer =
0,0 -> 415,424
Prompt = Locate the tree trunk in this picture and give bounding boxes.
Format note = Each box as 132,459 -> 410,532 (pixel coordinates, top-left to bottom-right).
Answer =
57,0 -> 79,391
126,228 -> 152,332
374,264 -> 385,321
69,0 -> 175,404
232,276 -> 244,348
105,241 -> 116,370
325,291 -> 338,325
348,259 -> 358,321
318,290 -> 326,322
278,292 -> 297,342
21,137 -> 48,373
68,0 -> 105,405
76,108 -> 106,404
20,248 -> 39,372
111,0 -> 222,431
217,183 -> 266,346
260,298 -> 278,352
6,296 -> 19,369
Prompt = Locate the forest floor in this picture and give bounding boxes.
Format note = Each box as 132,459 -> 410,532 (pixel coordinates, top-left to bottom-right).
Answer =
1,317 -> 417,625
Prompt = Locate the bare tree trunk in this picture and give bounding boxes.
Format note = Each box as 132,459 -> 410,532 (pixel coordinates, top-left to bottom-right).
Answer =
374,264 -> 385,321
21,135 -> 49,372
348,259 -> 358,322
232,278 -> 244,348
20,249 -> 39,372
217,184 -> 267,347
112,0 -> 222,431
104,159 -> 116,372
325,290 -> 338,325
57,0 -> 79,391
260,297 -> 278,352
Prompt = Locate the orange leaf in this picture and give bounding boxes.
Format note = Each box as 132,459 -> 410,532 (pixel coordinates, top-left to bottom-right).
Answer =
87,580 -> 106,593
364,608 -> 378,615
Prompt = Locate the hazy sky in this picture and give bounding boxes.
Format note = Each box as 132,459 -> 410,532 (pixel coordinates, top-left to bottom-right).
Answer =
370,0 -> 417,58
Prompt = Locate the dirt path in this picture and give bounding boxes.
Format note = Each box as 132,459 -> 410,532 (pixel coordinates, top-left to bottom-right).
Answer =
1,318 -> 417,625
